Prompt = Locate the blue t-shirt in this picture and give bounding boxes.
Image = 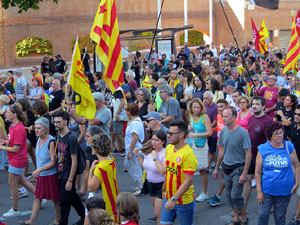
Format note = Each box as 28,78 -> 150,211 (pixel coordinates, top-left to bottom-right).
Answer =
190,115 -> 206,147
258,140 -> 295,196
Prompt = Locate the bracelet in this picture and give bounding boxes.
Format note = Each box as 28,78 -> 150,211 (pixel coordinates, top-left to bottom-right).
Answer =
68,180 -> 73,182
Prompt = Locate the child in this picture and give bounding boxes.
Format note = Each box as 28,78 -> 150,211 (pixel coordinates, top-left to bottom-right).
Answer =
116,192 -> 140,225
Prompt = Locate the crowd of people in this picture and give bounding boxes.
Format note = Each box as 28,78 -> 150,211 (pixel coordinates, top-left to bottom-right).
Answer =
0,39 -> 300,225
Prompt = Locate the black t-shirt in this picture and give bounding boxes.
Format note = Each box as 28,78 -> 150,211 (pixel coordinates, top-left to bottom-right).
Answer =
233,77 -> 246,94
81,54 -> 90,72
26,111 -> 37,147
138,102 -> 148,121
287,122 -> 300,161
41,62 -> 49,74
49,90 -> 64,112
43,113 -> 56,137
57,132 -> 80,180
55,59 -> 66,74
275,107 -> 295,140
5,82 -> 15,94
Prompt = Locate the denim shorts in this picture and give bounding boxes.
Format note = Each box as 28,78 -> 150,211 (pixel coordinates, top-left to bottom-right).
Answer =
160,198 -> 195,225
8,165 -> 25,175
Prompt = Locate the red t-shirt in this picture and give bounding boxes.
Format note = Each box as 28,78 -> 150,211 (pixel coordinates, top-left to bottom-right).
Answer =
122,221 -> 138,225
7,122 -> 28,168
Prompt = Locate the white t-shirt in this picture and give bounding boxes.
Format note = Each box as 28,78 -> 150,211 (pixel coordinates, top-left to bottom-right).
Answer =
125,117 -> 144,152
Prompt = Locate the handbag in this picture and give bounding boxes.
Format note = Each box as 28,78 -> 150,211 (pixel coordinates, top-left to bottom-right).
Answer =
222,162 -> 244,175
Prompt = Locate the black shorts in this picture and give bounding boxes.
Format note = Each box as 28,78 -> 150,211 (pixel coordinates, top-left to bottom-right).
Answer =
247,160 -> 256,175
147,181 -> 164,199
208,136 -> 218,153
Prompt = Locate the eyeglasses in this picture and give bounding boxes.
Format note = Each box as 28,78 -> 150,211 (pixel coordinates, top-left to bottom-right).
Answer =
268,78 -> 276,81
137,94 -> 144,96
146,119 -> 154,123
53,121 -> 63,124
253,80 -> 258,82
295,113 -> 300,116
167,131 -> 182,136
273,131 -> 284,136
151,58 -> 155,60
239,101 -> 247,104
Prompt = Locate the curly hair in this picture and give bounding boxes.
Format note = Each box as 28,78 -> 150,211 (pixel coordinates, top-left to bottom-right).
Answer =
189,98 -> 206,117
88,208 -> 115,225
32,100 -> 48,116
91,134 -> 112,157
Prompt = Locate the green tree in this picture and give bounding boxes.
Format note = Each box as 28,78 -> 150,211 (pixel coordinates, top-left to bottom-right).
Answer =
1,0 -> 58,13
180,30 -> 203,46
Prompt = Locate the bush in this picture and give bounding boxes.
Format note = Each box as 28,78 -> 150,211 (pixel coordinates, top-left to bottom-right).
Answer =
180,30 -> 203,46
71,35 -> 94,54
16,37 -> 53,57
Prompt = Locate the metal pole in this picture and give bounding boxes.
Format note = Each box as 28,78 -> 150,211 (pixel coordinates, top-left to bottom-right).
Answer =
184,0 -> 188,44
158,0 -> 162,36
209,0 -> 213,44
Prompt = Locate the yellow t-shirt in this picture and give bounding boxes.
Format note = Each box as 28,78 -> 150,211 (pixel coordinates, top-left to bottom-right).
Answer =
169,79 -> 180,99
165,144 -> 197,205
94,155 -> 120,223
142,75 -> 152,89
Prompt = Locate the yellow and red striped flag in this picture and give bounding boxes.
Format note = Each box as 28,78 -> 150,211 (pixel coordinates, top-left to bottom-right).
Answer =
251,18 -> 268,54
259,18 -> 269,41
283,13 -> 300,74
68,37 -> 96,120
90,0 -> 124,93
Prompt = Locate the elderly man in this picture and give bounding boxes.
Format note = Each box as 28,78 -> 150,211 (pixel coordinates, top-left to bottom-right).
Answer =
70,92 -> 112,136
0,74 -> 15,98
143,111 -> 169,134
203,91 -> 218,171
158,85 -> 182,128
230,67 -> 247,95
15,69 -> 28,100
49,79 -> 64,116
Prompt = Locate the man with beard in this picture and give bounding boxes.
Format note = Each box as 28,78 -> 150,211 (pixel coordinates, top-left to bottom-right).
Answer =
243,96 -> 272,215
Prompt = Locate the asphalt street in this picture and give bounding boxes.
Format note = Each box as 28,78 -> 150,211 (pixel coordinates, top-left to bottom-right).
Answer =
0,154 -> 297,225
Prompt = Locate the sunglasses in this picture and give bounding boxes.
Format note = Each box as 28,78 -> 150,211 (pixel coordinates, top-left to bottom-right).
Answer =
295,113 -> 300,116
167,131 -> 182,136
146,119 -> 154,123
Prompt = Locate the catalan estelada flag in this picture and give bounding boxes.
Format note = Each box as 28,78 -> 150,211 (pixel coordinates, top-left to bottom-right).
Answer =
68,37 -> 96,120
94,155 -> 120,223
259,18 -> 269,41
90,0 -> 124,93
283,13 -> 300,74
251,18 -> 268,54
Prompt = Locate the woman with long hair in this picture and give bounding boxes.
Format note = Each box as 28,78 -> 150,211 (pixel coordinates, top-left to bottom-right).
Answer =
134,130 -> 166,224
192,75 -> 206,101
136,87 -> 151,120
188,98 -> 212,202
1,104 -> 35,218
205,77 -> 224,103
116,192 -> 140,225
17,98 -> 37,176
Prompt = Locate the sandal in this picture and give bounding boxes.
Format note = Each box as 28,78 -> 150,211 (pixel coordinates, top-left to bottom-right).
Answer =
241,218 -> 248,225
225,221 -> 241,225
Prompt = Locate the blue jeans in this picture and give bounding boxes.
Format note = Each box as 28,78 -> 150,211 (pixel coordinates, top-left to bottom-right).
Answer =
257,193 -> 291,225
160,198 -> 195,225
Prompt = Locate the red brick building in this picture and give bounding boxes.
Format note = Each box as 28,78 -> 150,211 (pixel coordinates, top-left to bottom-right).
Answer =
0,0 -> 299,68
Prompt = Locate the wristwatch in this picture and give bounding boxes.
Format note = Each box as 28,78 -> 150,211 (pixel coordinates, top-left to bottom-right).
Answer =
153,157 -> 158,161
171,196 -> 177,203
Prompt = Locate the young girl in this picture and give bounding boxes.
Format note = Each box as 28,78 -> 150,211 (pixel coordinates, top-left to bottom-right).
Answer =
116,192 -> 140,225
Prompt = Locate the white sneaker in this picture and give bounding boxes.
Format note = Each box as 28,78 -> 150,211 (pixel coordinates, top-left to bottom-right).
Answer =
40,199 -> 47,208
133,189 -> 141,196
251,179 -> 256,188
10,190 -> 28,200
3,208 -> 20,217
196,192 -> 208,202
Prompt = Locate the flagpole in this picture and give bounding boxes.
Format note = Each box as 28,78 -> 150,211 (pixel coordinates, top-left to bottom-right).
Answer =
219,1 -> 255,85
148,0 -> 165,61
68,36 -> 79,84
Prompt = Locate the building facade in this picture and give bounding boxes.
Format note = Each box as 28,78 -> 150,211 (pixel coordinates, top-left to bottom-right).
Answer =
0,0 -> 299,68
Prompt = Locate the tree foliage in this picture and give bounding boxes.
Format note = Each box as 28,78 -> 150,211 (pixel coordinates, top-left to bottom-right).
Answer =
129,31 -> 152,52
16,37 -> 52,57
1,0 -> 58,13
180,30 -> 203,46
71,35 -> 94,53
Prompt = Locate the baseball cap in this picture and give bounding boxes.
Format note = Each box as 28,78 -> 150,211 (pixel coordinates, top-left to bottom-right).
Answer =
55,54 -> 61,58
53,72 -> 63,79
143,111 -> 162,121
16,69 -> 22,75
92,92 -> 104,102
223,80 -> 235,87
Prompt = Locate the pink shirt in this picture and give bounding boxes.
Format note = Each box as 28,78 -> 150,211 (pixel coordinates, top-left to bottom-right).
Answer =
7,122 -> 27,168
258,86 -> 279,118
143,148 -> 165,183
237,110 -> 252,131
